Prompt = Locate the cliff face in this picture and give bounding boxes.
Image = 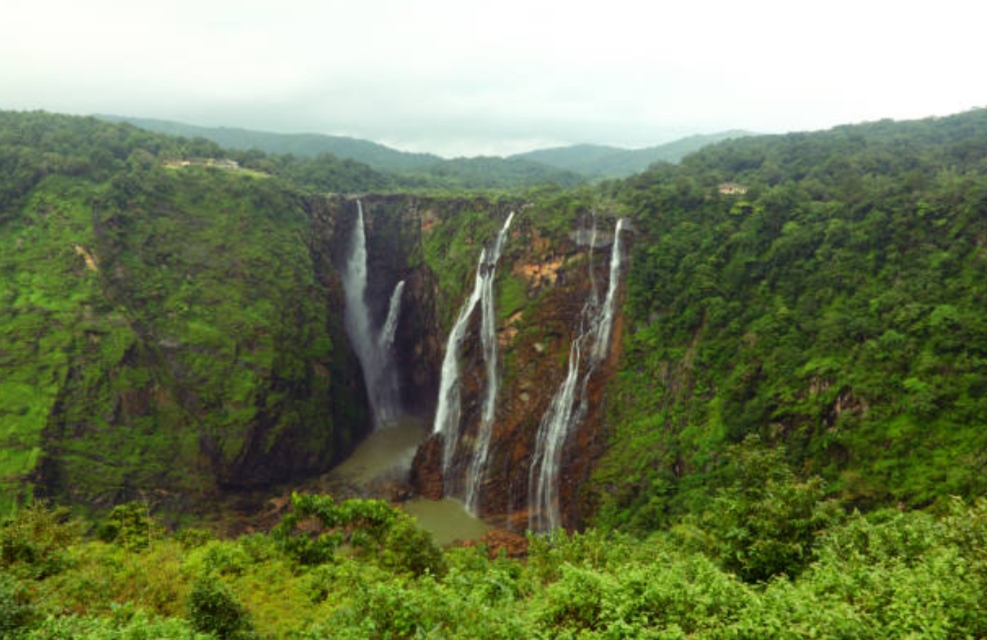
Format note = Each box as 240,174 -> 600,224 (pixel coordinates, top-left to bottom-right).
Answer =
320,193 -> 626,531
7,176 -> 623,530
401,207 -> 628,531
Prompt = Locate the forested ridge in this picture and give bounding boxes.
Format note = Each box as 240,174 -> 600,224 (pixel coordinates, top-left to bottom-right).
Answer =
3,108 -> 987,638
593,107 -> 987,529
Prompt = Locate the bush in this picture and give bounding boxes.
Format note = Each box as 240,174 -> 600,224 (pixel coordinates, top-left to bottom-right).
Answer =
97,502 -> 153,551
0,571 -> 34,637
186,576 -> 252,639
381,515 -> 447,577
0,501 -> 79,578
18,611 -> 210,639
702,437 -> 842,582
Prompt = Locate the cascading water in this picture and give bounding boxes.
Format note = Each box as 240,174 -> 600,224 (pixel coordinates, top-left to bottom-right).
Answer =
342,200 -> 403,428
380,280 -> 406,352
432,212 -> 515,505
529,218 -> 626,532
591,218 -> 626,363
465,212 -> 515,512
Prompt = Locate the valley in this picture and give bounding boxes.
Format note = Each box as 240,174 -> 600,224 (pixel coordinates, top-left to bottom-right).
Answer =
3,107 -> 987,638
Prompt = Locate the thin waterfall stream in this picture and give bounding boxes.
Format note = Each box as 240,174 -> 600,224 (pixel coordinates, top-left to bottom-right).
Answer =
432,212 -> 515,507
529,218 -> 626,532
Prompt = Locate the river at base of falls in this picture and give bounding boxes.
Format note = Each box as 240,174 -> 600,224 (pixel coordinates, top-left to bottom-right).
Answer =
324,418 -> 490,544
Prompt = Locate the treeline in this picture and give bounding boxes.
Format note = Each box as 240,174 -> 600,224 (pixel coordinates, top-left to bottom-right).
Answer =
592,107 -> 987,528
0,111 -> 582,207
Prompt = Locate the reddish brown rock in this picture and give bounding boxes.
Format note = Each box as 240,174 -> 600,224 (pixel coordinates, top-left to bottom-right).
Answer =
410,434 -> 445,500
457,528 -> 529,559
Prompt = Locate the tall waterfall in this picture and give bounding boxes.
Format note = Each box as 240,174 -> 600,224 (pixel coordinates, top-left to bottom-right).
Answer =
591,218 -> 626,363
529,218 -> 626,532
465,212 -> 515,512
433,212 -> 515,504
342,200 -> 404,428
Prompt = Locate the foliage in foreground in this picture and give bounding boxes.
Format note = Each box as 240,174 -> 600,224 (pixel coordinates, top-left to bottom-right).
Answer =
2,492 -> 987,639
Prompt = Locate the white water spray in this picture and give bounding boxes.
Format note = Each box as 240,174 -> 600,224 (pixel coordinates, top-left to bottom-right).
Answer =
591,218 -> 625,364
465,212 -> 515,512
432,212 -> 515,503
342,200 -> 404,428
380,280 -> 406,352
529,218 -> 626,532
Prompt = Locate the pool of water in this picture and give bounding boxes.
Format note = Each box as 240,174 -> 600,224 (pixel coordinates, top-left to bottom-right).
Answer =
327,418 -> 427,485
326,417 -> 490,544
401,497 -> 491,545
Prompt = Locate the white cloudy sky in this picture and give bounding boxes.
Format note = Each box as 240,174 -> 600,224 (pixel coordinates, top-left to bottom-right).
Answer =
2,0 -> 984,157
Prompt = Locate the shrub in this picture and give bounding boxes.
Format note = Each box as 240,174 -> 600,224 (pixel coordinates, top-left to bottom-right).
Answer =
0,571 -> 34,637
97,502 -> 153,551
186,576 -> 252,639
0,501 -> 79,578
702,436 -> 842,582
381,515 -> 447,577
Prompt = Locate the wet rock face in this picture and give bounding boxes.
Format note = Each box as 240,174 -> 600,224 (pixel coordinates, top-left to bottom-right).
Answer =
404,213 -> 628,532
308,196 -> 628,533
410,435 -> 445,500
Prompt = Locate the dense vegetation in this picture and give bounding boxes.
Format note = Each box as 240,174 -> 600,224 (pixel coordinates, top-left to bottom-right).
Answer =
0,111 -> 365,512
6,106 -> 987,636
4,468 -> 987,638
593,107 -> 987,529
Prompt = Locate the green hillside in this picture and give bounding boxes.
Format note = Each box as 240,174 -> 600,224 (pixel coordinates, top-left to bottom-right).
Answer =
0,111 -> 366,511
593,107 -> 987,529
97,115 -> 443,172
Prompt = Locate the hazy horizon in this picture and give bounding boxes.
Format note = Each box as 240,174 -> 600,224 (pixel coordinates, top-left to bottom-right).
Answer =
3,0 -> 984,157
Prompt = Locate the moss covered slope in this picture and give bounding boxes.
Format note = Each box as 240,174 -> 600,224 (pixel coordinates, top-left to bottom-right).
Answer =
0,112 -> 365,512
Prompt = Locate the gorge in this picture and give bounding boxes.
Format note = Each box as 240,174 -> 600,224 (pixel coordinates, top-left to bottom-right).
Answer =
7,107 -> 987,638
325,197 -> 624,533
6,108 -> 987,541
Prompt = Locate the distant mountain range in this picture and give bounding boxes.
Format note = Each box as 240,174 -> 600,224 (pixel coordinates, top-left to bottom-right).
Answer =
96,115 -> 442,172
96,115 -> 753,180
508,131 -> 755,178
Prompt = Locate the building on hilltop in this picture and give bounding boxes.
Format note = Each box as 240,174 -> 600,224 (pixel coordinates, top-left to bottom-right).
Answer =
718,182 -> 748,195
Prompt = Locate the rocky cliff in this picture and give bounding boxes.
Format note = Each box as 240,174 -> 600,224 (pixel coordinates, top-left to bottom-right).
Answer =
387,201 -> 629,531
4,159 -> 624,530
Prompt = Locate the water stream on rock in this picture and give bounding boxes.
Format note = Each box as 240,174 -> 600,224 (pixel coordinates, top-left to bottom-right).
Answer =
529,218 -> 626,532
432,212 -> 515,506
380,280 -> 406,352
342,200 -> 404,428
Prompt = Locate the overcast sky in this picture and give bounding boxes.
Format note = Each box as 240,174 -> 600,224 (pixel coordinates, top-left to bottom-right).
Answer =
2,0 -> 984,157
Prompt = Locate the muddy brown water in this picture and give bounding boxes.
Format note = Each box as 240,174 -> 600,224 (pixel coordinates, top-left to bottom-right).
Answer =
326,418 -> 490,544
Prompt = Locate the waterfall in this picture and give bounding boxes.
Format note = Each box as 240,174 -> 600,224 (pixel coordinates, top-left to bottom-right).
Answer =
374,279 -> 405,423
432,212 -> 515,503
380,280 -> 406,352
591,218 -> 626,364
529,329 -> 589,532
529,218 -> 626,532
465,211 -> 515,512
342,200 -> 403,428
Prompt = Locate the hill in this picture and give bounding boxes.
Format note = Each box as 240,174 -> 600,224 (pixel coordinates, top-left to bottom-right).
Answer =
592,107 -> 987,529
510,130 -> 754,178
98,115 -> 585,189
96,114 -> 442,173
0,111 -> 372,511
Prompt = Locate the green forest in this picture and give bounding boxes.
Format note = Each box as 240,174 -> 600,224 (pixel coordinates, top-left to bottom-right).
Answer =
3,107 -> 987,637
